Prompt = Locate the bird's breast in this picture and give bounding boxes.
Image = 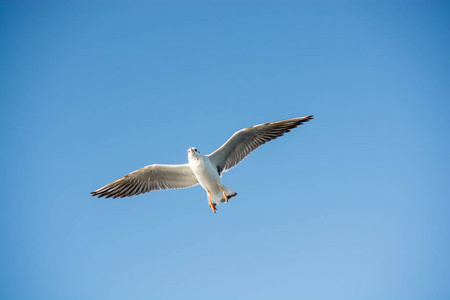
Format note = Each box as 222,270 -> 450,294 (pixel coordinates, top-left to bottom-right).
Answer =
189,156 -> 221,190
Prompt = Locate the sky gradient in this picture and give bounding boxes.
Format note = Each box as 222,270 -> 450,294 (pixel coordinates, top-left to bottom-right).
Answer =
1,1 -> 449,299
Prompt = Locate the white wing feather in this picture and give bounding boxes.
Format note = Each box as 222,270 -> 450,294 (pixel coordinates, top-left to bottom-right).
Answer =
208,116 -> 313,174
91,164 -> 199,199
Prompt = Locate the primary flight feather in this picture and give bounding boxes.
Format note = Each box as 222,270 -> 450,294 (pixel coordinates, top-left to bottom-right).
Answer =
91,115 -> 313,213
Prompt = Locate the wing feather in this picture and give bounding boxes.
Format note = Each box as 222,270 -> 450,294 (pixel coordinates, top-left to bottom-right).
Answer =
208,116 -> 313,174
91,164 -> 199,199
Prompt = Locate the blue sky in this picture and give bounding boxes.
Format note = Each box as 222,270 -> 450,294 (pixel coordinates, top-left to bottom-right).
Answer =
1,1 -> 449,299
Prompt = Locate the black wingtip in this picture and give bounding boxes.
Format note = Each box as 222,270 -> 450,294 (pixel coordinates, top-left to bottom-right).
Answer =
296,115 -> 314,125
302,115 -> 314,123
91,191 -> 105,198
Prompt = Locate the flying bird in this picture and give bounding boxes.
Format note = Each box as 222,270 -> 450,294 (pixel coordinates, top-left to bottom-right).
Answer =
91,115 -> 313,213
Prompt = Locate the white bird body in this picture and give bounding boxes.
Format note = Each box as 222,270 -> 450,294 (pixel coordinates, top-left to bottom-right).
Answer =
188,148 -> 237,206
91,115 -> 313,213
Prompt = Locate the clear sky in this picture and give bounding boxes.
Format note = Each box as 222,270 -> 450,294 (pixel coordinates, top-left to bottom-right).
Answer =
1,1 -> 449,299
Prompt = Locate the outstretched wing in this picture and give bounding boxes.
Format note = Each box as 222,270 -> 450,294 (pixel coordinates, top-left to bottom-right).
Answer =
91,164 -> 199,199
208,115 -> 313,174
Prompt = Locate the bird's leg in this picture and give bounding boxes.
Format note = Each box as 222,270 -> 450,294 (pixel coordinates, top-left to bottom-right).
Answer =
208,191 -> 216,213
220,186 -> 229,202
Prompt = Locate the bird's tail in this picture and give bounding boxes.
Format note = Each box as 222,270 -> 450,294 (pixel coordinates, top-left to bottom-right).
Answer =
211,185 -> 237,204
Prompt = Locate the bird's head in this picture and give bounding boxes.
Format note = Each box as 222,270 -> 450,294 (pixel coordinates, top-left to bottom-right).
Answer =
187,147 -> 200,156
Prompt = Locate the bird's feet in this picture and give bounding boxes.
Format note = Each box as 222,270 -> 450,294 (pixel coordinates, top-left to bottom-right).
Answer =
208,191 -> 216,213
220,186 -> 229,202
210,202 -> 217,213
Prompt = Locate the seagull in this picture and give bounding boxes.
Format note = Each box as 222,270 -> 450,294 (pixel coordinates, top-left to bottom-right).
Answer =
91,115 -> 313,213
